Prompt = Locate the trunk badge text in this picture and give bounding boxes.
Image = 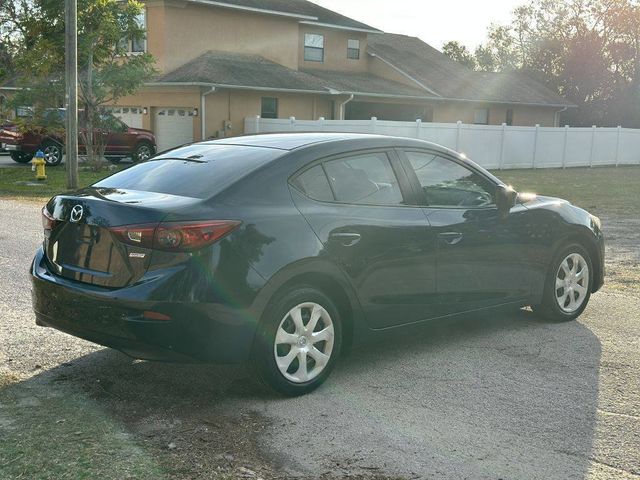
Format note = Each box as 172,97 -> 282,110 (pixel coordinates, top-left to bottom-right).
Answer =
70,205 -> 84,223
129,252 -> 146,259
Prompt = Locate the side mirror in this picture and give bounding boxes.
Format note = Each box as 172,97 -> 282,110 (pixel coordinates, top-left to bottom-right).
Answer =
496,185 -> 518,216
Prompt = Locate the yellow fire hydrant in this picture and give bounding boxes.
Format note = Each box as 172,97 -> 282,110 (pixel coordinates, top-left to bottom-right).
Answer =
32,150 -> 47,181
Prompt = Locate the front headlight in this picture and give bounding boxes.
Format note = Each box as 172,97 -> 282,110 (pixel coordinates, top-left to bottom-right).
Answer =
590,214 -> 602,231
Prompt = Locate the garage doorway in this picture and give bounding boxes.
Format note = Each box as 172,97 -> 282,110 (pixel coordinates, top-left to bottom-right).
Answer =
155,108 -> 194,152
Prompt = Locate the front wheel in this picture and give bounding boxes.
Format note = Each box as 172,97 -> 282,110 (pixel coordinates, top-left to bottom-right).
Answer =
9,152 -> 33,164
40,141 -> 63,166
132,142 -> 154,162
252,286 -> 342,396
532,244 -> 593,322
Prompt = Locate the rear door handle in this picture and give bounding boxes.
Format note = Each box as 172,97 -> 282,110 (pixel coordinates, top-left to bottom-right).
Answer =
438,231 -> 463,245
329,232 -> 361,247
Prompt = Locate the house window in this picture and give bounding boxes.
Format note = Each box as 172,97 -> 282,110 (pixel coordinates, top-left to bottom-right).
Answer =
304,33 -> 324,62
261,97 -> 278,119
120,10 -> 146,53
347,39 -> 360,60
474,108 -> 489,125
506,109 -> 514,126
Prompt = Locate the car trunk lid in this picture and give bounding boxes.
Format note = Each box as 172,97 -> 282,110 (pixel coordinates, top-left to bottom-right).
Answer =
44,188 -> 200,288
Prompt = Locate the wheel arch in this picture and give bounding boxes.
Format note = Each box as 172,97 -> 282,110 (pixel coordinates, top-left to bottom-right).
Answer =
250,261 -> 368,355
553,227 -> 604,293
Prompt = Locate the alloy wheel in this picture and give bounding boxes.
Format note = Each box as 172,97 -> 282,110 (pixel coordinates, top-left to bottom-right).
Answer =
555,253 -> 590,313
136,144 -> 152,161
43,144 -> 62,165
273,302 -> 335,383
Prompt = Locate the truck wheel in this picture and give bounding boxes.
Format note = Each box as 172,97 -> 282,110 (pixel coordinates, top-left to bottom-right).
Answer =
9,152 -> 33,164
132,142 -> 154,162
41,141 -> 63,166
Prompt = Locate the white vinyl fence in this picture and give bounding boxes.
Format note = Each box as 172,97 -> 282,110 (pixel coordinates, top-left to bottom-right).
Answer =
245,116 -> 640,169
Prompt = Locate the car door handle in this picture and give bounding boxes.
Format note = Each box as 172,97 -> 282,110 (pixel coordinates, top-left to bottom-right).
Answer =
438,232 -> 463,245
329,232 -> 361,247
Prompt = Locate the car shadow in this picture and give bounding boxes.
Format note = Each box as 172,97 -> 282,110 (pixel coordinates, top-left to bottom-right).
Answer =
1,308 -> 601,479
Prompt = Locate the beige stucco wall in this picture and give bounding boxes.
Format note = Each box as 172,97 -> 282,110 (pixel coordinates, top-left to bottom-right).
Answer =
146,0 -> 301,73
205,90 -> 333,138
434,103 -> 557,127
298,27 -> 368,72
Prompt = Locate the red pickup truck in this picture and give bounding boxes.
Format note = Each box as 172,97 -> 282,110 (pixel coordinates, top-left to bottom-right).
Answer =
0,110 -> 156,166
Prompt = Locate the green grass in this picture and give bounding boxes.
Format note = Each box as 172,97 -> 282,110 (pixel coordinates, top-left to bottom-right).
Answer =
491,165 -> 640,216
0,374 -> 166,480
0,165 -> 117,200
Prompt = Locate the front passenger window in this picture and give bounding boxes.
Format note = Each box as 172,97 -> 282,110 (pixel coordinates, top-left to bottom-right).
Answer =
406,152 -> 495,207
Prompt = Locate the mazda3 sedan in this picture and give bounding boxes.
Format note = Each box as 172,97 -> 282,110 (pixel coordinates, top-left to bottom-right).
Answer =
31,134 -> 604,396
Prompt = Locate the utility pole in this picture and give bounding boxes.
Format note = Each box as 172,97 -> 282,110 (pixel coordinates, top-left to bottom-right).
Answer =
65,0 -> 78,190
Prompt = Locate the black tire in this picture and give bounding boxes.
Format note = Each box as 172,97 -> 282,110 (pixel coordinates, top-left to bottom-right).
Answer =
9,152 -> 33,164
532,243 -> 593,322
251,286 -> 342,397
132,142 -> 154,162
40,140 -> 63,166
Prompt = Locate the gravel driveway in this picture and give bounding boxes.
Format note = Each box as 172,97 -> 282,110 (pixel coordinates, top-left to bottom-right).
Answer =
0,198 -> 638,479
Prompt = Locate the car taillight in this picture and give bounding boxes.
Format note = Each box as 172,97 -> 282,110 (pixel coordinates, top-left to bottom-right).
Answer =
42,207 -> 58,231
111,220 -> 241,252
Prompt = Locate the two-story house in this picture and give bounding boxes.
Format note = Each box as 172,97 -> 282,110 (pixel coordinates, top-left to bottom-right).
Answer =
2,0 -> 574,152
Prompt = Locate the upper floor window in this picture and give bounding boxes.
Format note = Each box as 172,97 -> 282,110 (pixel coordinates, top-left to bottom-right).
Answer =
304,33 -> 324,62
474,108 -> 489,125
120,10 -> 146,54
347,39 -> 360,60
261,97 -> 278,119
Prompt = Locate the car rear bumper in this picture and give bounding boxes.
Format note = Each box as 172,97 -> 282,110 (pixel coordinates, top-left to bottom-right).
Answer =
31,247 -> 257,364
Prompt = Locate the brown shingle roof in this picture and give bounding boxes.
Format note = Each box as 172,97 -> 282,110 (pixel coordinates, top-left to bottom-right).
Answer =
368,33 -> 574,107
156,51 -> 329,92
302,69 -> 431,97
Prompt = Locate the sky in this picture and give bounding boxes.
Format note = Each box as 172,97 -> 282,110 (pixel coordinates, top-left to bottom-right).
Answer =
312,0 -> 524,50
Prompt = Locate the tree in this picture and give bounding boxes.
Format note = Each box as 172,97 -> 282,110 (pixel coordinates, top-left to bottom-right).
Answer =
8,0 -> 156,166
442,41 -> 477,70
444,0 -> 640,127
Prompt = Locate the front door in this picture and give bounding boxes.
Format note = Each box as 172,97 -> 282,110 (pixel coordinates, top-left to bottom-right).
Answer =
290,149 -> 438,329
399,150 -> 535,314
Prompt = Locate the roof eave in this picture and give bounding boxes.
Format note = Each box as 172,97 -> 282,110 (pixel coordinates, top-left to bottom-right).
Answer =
185,0 -> 318,20
145,81 -> 329,95
299,21 -> 382,34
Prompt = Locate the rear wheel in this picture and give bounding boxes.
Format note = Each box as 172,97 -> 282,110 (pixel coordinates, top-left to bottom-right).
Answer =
132,142 -> 154,162
252,286 -> 342,396
532,244 -> 592,322
9,152 -> 33,164
41,141 -> 63,166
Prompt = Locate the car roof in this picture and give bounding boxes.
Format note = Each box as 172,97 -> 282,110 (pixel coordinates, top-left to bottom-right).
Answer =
200,133 -> 439,152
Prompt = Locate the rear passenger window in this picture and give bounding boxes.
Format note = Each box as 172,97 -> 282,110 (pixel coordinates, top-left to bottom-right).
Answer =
324,152 -> 404,206
293,164 -> 334,202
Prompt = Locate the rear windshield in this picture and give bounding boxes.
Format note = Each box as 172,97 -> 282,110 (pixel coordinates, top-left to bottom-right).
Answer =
93,144 -> 283,199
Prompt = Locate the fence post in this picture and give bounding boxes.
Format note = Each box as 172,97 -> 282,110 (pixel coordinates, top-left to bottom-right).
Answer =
455,120 -> 462,151
615,125 -> 622,167
416,118 -> 422,139
254,115 -> 261,134
289,116 -> 296,131
561,125 -> 569,169
498,123 -> 507,169
318,116 -> 325,132
371,117 -> 377,134
588,125 -> 596,167
532,124 -> 540,168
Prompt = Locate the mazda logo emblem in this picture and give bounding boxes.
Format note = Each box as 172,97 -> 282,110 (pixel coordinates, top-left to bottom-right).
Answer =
70,205 -> 84,223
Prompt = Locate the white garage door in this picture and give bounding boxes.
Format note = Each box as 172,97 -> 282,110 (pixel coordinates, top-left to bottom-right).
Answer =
155,108 -> 194,152
108,106 -> 144,129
